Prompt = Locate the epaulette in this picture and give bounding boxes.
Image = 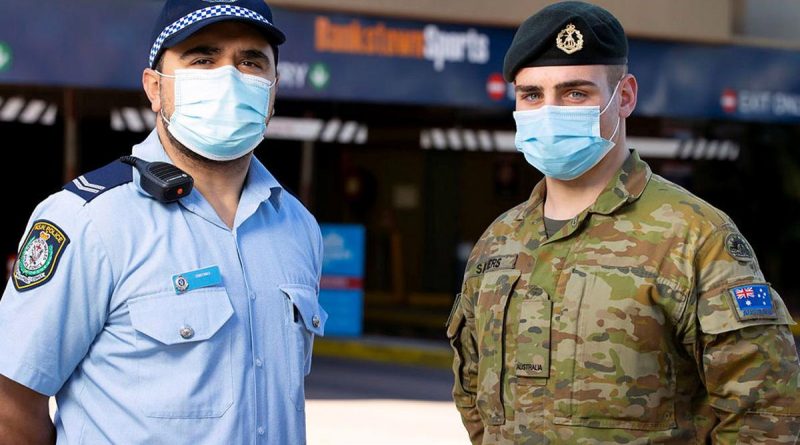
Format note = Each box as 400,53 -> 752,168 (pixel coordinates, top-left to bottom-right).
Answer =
63,160 -> 133,203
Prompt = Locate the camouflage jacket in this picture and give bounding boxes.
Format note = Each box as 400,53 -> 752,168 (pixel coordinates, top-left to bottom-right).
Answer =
448,151 -> 800,444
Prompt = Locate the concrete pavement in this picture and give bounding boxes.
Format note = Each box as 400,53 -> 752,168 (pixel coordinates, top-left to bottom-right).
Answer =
313,335 -> 452,369
305,356 -> 466,444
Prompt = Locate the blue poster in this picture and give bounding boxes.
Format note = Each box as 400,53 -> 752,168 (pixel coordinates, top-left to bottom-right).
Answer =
319,224 -> 365,336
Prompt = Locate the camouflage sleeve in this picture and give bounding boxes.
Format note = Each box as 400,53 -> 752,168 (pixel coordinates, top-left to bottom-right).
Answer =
447,275 -> 483,445
692,226 -> 800,443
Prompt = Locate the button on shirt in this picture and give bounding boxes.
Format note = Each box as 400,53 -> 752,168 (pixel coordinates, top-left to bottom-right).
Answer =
0,130 -> 327,444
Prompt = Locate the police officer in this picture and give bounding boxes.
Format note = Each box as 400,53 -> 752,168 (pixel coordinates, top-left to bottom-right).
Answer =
0,1 -> 326,443
447,2 -> 800,443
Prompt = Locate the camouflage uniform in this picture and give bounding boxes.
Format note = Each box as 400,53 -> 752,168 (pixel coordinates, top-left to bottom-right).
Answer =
448,151 -> 800,444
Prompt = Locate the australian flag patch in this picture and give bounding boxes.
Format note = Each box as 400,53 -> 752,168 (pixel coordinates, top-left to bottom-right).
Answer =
729,284 -> 776,321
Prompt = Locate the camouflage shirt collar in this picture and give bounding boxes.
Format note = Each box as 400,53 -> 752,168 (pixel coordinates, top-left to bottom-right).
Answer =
590,150 -> 651,215
515,150 -> 651,220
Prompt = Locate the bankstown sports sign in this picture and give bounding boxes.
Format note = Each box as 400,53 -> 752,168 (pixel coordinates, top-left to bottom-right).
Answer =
313,16 -> 490,72
2,1 -> 800,122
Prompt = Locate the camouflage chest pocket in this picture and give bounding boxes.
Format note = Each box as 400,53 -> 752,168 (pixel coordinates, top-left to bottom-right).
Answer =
474,269 -> 521,425
554,267 -> 679,431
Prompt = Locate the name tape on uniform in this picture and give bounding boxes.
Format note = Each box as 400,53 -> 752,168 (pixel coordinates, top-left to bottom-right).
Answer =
473,254 -> 518,276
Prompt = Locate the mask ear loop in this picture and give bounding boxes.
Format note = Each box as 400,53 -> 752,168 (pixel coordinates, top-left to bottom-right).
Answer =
600,79 -> 622,115
154,70 -> 175,126
601,79 -> 623,142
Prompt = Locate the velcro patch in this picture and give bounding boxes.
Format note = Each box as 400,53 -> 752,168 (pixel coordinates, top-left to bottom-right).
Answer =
13,220 -> 70,292
474,254 -> 518,276
728,284 -> 776,321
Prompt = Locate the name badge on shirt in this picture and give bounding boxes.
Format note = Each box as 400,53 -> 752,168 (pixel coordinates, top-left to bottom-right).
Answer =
473,254 -> 518,276
172,266 -> 222,294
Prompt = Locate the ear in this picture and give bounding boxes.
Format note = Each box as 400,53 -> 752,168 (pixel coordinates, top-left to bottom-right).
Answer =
618,74 -> 638,119
142,68 -> 162,113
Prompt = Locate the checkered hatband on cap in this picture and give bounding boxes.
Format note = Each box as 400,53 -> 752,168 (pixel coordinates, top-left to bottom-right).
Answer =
148,5 -> 275,67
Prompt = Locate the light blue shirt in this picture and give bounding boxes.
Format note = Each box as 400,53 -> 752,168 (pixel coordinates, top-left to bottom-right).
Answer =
0,130 -> 326,444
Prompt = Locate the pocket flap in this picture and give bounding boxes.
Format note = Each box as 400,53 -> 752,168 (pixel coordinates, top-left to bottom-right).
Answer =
446,308 -> 465,339
280,284 -> 327,336
129,289 -> 234,345
446,293 -> 465,339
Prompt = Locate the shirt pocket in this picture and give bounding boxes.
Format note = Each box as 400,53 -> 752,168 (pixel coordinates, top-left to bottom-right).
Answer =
553,268 -> 678,431
280,284 -> 327,411
474,269 -> 521,425
128,288 -> 234,418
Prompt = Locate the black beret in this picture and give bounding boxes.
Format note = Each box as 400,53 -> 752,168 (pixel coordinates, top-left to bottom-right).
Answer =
503,1 -> 628,82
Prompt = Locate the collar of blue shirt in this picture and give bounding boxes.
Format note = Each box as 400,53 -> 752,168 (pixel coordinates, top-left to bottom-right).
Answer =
131,129 -> 283,214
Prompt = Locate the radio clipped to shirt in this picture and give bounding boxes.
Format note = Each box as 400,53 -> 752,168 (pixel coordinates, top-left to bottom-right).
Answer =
119,155 -> 194,203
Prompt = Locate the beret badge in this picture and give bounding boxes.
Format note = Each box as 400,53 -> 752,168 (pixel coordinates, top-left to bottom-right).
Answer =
556,23 -> 584,54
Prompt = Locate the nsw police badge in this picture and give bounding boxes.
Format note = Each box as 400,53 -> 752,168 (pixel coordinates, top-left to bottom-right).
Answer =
13,220 -> 70,292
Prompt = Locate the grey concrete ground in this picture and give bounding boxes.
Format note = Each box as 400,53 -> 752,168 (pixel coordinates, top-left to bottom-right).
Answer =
306,355 -> 453,401
305,356 -> 467,444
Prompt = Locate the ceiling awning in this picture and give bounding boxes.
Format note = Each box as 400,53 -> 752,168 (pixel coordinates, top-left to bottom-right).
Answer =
267,117 -> 368,144
0,96 -> 58,125
420,128 -> 740,161
4,3 -> 800,122
110,108 -> 368,145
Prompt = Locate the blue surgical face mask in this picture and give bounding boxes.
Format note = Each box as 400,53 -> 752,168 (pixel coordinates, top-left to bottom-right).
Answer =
158,66 -> 272,161
513,81 -> 621,180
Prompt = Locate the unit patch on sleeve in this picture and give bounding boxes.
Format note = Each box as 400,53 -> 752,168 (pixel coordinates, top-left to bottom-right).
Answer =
725,232 -> 753,262
728,284 -> 776,321
12,220 -> 70,292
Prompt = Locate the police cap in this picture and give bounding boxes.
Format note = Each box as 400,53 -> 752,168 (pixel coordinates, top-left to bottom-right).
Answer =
503,1 -> 628,82
149,0 -> 286,69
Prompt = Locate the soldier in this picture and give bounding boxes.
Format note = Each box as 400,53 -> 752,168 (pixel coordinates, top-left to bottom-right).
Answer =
447,2 -> 800,443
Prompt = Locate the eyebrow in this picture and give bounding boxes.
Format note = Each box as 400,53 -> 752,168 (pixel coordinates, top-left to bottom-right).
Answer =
514,79 -> 599,93
179,46 -> 271,67
240,49 -> 270,62
514,84 -> 542,94
555,79 -> 598,90
180,45 -> 221,60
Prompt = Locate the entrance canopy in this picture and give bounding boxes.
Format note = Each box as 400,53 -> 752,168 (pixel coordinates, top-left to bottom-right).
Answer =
2,1 -> 800,122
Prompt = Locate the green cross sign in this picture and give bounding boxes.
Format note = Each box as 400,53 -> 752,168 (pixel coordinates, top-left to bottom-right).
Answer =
308,62 -> 330,91
0,42 -> 11,72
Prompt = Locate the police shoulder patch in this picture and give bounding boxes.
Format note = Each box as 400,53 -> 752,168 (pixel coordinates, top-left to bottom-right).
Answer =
725,232 -> 753,262
13,220 -> 70,292
728,283 -> 776,321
